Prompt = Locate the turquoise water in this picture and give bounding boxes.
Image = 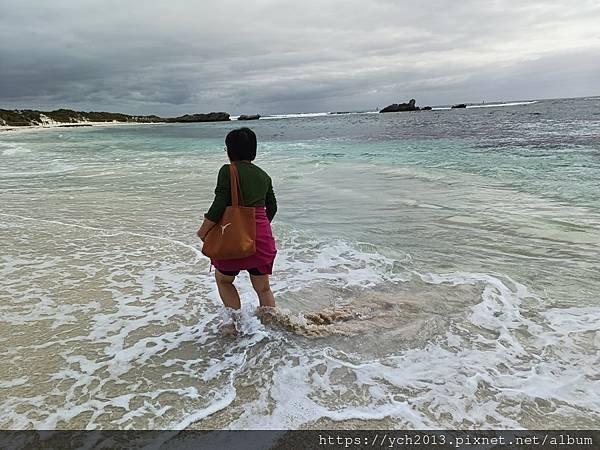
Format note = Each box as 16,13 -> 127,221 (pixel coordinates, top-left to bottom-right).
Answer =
1,97 -> 599,429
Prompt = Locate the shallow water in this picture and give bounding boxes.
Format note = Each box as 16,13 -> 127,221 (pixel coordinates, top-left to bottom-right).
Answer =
1,97 -> 599,429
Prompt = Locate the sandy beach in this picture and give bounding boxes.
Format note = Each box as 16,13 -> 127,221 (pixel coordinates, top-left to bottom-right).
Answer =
0,121 -> 160,134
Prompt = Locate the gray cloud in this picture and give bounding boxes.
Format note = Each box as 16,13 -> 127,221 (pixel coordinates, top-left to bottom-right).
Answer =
1,0 -> 599,115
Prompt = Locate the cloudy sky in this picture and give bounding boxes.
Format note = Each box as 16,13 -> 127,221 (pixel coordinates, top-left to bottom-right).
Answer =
1,0 -> 599,115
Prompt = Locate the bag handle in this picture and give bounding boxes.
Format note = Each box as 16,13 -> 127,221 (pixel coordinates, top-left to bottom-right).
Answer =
229,163 -> 245,207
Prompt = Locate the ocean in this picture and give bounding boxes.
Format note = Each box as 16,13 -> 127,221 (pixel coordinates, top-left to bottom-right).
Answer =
0,97 -> 599,429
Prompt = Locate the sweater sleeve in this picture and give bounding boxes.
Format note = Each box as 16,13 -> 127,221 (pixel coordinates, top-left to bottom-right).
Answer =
265,177 -> 277,222
204,165 -> 230,222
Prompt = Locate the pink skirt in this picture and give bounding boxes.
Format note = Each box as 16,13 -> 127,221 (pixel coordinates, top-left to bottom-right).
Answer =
211,206 -> 277,274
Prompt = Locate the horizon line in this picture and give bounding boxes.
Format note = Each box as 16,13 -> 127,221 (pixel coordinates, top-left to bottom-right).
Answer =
1,93 -> 598,118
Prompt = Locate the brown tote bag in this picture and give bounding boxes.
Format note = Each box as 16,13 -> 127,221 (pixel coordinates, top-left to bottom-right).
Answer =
201,163 -> 256,260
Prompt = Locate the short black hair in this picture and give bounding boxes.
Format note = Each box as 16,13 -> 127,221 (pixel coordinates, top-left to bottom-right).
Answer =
225,127 -> 257,161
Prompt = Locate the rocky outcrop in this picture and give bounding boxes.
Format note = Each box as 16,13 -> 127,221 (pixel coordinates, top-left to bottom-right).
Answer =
379,98 -> 420,113
237,114 -> 260,120
167,112 -> 230,122
451,104 -> 467,109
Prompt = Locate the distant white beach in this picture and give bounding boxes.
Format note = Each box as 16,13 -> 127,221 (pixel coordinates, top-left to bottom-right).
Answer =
0,120 -> 158,134
432,100 -> 538,110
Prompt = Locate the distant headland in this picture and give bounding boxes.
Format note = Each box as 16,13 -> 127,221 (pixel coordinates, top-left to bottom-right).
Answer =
0,109 -> 237,128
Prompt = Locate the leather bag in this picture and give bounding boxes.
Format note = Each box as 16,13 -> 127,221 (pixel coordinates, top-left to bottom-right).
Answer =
200,163 -> 256,259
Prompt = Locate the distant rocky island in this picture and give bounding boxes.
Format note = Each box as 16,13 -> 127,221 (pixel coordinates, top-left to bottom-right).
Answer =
165,112 -> 230,123
379,99 -> 432,113
0,108 -> 231,127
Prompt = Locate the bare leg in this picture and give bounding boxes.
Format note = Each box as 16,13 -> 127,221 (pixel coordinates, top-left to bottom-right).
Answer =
215,270 -> 241,310
250,274 -> 276,307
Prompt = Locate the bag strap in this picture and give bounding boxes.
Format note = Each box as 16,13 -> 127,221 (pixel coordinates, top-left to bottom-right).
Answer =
229,163 -> 245,207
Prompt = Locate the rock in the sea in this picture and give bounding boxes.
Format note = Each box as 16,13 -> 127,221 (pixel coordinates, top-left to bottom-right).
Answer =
421,106 -> 432,110
379,98 -> 420,113
451,103 -> 467,109
167,112 -> 230,122
237,114 -> 260,120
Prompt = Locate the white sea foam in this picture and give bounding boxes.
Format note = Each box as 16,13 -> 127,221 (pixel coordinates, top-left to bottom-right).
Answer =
0,165 -> 78,177
229,271 -> 600,429
433,101 -> 538,110
261,111 -> 382,120
198,242 -> 598,429
1,214 -> 599,430
0,377 -> 28,389
261,112 -> 330,120
469,100 -> 538,109
269,227 -> 411,295
1,143 -> 32,156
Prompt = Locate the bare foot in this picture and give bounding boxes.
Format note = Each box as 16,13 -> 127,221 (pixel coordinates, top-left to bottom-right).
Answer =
256,306 -> 277,325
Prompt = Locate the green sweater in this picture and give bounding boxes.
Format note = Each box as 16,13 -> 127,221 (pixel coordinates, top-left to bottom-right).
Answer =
205,161 -> 277,223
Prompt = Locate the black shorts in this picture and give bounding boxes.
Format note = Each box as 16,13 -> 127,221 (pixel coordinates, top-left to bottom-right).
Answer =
217,268 -> 265,277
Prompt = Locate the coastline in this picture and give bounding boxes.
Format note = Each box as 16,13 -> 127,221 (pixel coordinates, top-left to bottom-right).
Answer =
0,120 -> 158,134
0,97 -> 554,134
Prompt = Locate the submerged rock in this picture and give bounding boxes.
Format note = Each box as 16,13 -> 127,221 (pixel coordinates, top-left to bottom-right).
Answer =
379,98 -> 419,113
237,114 -> 260,120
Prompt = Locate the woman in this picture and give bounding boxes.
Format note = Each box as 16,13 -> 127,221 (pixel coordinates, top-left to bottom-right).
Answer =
197,127 -> 278,324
